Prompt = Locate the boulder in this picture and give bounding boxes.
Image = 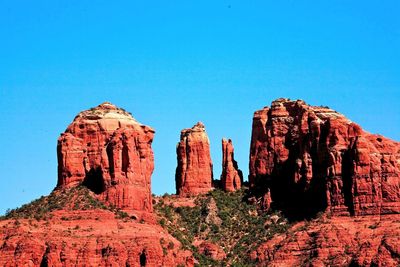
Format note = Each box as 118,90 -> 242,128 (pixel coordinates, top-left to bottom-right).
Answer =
198,241 -> 226,261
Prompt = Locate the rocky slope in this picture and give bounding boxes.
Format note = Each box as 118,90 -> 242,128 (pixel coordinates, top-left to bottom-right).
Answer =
156,189 -> 400,266
155,188 -> 291,266
221,138 -> 243,192
175,122 -> 213,196
0,187 -> 193,266
251,214 -> 400,266
249,98 -> 400,218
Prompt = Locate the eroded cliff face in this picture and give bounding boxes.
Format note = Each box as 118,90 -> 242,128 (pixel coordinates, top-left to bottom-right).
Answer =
57,102 -> 155,212
0,210 -> 193,267
2,98 -> 400,266
249,98 -> 400,218
221,138 -> 242,192
175,122 -> 213,196
0,103 -> 194,266
250,215 -> 400,266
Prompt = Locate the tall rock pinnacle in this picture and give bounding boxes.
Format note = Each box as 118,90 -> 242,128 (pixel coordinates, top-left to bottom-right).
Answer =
175,122 -> 213,196
57,102 -> 155,212
221,138 -> 243,192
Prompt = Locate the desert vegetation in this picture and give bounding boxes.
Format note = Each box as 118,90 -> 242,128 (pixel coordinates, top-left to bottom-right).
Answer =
155,188 -> 291,266
1,186 -> 128,221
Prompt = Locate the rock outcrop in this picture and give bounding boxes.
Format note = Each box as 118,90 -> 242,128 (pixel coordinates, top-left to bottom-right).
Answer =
175,122 -> 213,196
251,215 -> 400,266
249,98 -> 400,217
197,241 -> 226,261
0,210 -> 193,266
57,102 -> 155,212
3,98 -> 400,266
221,138 -> 243,192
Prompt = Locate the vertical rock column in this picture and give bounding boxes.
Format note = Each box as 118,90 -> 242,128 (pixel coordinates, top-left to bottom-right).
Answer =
221,138 -> 243,192
175,122 -> 213,196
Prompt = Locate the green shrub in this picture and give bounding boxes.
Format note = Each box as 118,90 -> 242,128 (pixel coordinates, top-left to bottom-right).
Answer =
1,186 -> 124,220
155,188 -> 292,266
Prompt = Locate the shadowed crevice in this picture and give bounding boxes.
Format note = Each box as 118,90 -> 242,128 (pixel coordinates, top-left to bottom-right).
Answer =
342,149 -> 355,216
140,249 -> 147,266
122,143 -> 129,173
83,167 -> 106,195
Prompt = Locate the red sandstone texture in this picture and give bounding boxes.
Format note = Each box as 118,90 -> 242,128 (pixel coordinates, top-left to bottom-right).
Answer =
57,102 -> 155,212
175,122 -> 213,196
249,98 -> 400,217
0,210 -> 193,266
251,215 -> 400,266
221,138 -> 243,192
197,241 -> 226,261
0,102 -> 194,266
3,98 -> 400,266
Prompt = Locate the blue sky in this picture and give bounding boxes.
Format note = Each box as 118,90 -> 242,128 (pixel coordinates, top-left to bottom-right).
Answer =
0,1 -> 399,215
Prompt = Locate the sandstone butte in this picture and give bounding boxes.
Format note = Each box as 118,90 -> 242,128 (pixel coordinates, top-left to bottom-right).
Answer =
0,103 -> 194,266
248,98 -> 400,266
1,99 -> 400,266
57,102 -> 154,213
220,138 -> 243,192
249,98 -> 400,218
175,122 -> 213,196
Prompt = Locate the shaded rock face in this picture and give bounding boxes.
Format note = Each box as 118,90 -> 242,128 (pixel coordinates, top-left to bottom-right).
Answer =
249,98 -> 400,218
57,102 -> 155,211
221,138 -> 243,192
175,122 -> 213,196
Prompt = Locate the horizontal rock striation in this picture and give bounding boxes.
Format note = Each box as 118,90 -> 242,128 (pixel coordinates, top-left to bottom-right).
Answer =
0,210 -> 193,266
251,215 -> 400,266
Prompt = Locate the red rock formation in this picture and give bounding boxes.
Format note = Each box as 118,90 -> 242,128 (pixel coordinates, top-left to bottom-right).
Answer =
250,215 -> 400,266
175,122 -> 213,196
249,98 -> 400,217
57,102 -> 155,212
197,241 -> 226,261
221,138 -> 243,192
0,210 -> 193,266
0,102 -> 195,266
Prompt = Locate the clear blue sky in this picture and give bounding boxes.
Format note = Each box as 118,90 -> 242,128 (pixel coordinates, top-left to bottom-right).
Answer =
0,1 -> 399,215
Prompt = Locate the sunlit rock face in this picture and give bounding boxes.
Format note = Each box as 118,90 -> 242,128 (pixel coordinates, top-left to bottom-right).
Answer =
0,209 -> 194,266
175,122 -> 213,196
221,138 -> 242,192
249,98 -> 400,218
57,102 -> 155,212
